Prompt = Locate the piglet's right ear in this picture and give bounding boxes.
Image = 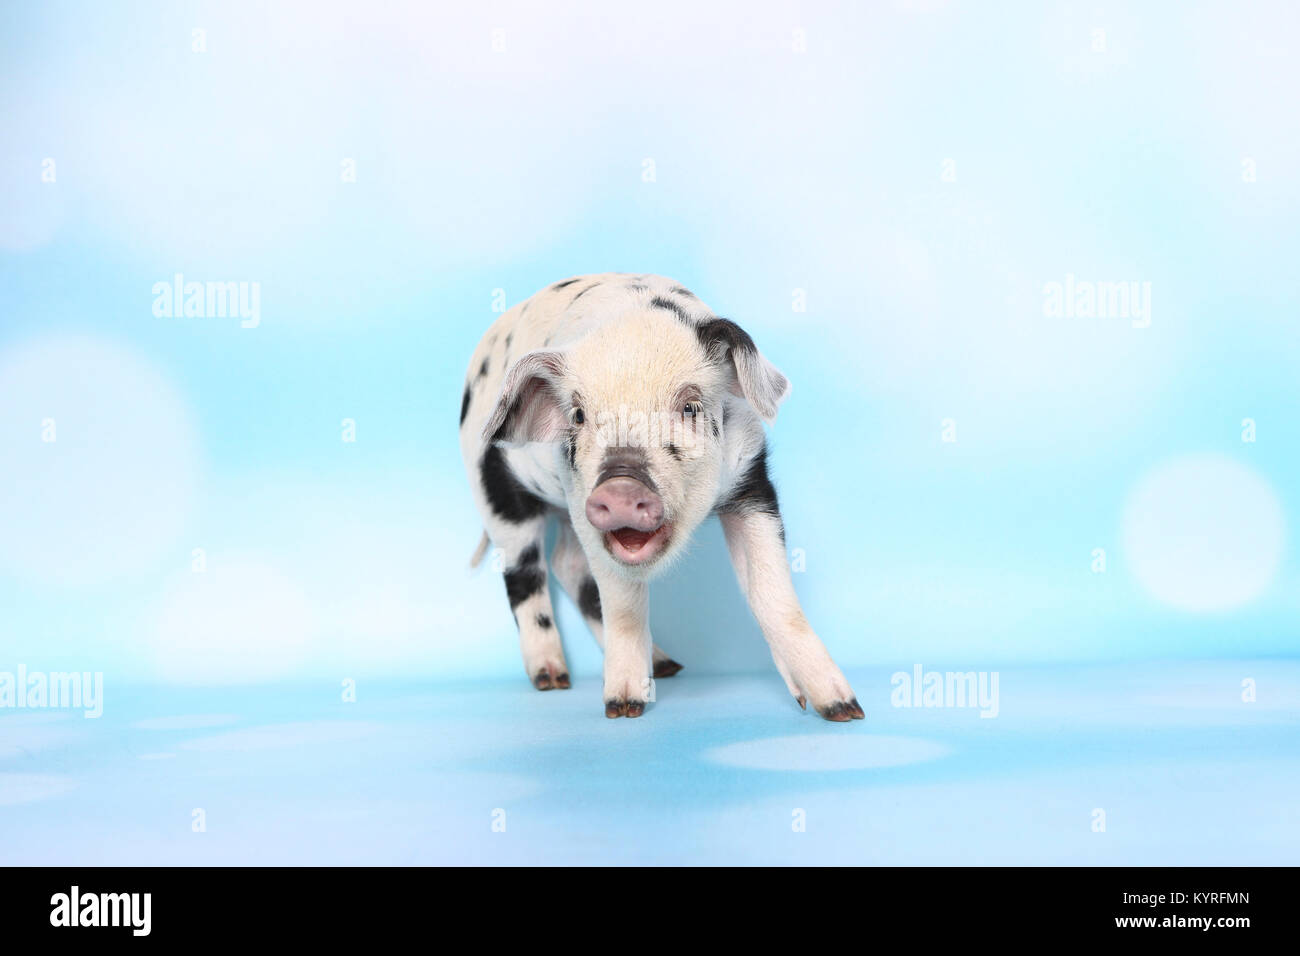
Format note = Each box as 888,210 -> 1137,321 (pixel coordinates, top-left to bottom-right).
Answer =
482,350 -> 569,445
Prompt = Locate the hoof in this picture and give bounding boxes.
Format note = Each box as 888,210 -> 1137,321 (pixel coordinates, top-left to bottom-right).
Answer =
816,698 -> 865,722
604,697 -> 646,718
533,667 -> 570,691
653,658 -> 684,678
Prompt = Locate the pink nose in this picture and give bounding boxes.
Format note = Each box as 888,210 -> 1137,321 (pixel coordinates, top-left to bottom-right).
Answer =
586,478 -> 664,532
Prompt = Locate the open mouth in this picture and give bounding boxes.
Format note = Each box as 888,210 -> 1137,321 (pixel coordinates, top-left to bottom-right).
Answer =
605,524 -> 672,565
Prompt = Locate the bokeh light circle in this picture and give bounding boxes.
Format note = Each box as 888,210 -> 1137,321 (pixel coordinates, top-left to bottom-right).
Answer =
1122,455 -> 1285,612
0,336 -> 199,588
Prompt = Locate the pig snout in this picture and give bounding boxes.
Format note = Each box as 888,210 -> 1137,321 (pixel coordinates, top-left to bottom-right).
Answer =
585,478 -> 664,532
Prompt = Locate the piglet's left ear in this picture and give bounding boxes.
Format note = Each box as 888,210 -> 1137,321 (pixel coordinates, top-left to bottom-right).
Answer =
482,350 -> 570,445
696,318 -> 791,422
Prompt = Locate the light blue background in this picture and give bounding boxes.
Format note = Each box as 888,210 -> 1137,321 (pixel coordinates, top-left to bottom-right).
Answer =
2,0 -> 1297,690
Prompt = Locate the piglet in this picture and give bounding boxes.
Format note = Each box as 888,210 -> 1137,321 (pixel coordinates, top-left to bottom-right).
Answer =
459,274 -> 862,721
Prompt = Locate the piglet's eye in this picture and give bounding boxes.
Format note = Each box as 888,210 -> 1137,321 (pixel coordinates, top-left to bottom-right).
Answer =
683,401 -> 703,418
569,407 -> 585,426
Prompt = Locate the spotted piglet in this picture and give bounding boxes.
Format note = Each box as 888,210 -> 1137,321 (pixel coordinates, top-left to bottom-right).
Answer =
458,274 -> 863,721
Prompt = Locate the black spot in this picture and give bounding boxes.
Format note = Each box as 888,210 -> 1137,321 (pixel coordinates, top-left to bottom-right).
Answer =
459,385 -> 471,426
710,417 -> 720,439
628,282 -> 648,291
578,577 -> 601,620
565,433 -> 577,470
504,545 -> 545,610
480,444 -> 548,523
478,357 -> 489,378
571,283 -> 598,302
717,446 -> 780,520
487,392 -> 523,445
650,296 -> 688,321
504,565 -> 546,610
552,278 -> 580,290
535,613 -> 552,629
694,317 -> 758,360
505,331 -> 513,349
666,443 -> 683,461
670,286 -> 696,298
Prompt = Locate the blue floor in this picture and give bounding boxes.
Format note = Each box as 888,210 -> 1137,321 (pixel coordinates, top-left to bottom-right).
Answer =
2,660 -> 1297,865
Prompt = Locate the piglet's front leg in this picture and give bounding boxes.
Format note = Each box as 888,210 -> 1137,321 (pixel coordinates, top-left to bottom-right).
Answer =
591,573 -> 654,718
720,510 -> 864,722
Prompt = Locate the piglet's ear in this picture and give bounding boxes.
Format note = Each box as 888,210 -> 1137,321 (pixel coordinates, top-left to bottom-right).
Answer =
696,318 -> 791,423
482,350 -> 570,445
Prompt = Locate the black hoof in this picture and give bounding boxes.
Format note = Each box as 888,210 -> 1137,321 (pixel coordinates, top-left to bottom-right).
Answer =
817,698 -> 865,722
534,668 -> 572,691
604,697 -> 646,718
653,658 -> 684,678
